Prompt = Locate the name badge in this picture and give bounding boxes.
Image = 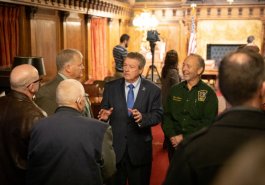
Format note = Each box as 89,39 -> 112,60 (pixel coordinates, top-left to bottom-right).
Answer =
173,96 -> 182,102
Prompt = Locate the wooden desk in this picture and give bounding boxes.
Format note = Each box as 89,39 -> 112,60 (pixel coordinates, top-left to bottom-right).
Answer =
203,69 -> 218,76
202,69 -> 218,87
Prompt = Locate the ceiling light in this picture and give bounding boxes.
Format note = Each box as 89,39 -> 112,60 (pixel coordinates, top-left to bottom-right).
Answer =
133,11 -> 159,30
227,0 -> 234,4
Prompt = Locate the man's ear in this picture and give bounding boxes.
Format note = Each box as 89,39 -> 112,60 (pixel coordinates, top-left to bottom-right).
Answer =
260,81 -> 265,103
197,67 -> 204,76
76,97 -> 81,104
27,83 -> 35,94
139,68 -> 143,75
258,81 -> 265,111
76,97 -> 85,112
64,63 -> 72,73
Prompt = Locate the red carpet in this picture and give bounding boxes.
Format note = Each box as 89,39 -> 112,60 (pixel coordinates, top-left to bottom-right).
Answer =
150,124 -> 169,185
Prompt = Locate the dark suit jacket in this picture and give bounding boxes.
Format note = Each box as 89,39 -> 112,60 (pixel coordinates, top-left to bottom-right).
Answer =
27,107 -> 116,185
101,77 -> 163,165
163,107 -> 265,185
35,74 -> 63,115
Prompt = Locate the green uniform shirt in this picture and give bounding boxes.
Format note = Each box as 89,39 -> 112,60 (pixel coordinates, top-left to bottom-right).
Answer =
162,80 -> 218,138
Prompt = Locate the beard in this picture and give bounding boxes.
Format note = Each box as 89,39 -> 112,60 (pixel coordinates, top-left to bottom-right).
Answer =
125,43 -> 128,48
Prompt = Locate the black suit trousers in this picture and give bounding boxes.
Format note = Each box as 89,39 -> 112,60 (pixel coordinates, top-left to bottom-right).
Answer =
109,147 -> 152,185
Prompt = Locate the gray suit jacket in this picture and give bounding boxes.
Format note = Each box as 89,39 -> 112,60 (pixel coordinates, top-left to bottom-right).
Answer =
35,74 -> 63,116
36,74 -> 93,117
101,77 -> 163,165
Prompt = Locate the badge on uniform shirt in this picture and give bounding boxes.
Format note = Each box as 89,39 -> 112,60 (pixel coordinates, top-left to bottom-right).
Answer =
173,96 -> 182,101
198,90 -> 208,102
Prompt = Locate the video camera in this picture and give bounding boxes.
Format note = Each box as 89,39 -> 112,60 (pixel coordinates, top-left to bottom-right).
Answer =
146,30 -> 160,42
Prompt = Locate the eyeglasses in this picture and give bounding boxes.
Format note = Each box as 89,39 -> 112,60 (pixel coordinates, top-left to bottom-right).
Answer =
26,78 -> 42,88
76,94 -> 89,103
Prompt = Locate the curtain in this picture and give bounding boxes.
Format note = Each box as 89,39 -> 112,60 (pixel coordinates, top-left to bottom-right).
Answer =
90,17 -> 108,80
0,6 -> 19,68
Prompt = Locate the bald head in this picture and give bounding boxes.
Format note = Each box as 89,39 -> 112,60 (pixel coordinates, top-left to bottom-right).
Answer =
56,79 -> 85,108
10,64 -> 39,90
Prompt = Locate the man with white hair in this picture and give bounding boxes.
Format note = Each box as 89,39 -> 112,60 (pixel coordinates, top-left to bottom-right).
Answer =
27,79 -> 116,185
0,64 -> 46,185
36,48 -> 93,117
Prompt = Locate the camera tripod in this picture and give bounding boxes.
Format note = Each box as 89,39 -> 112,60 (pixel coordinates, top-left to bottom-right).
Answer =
145,41 -> 161,82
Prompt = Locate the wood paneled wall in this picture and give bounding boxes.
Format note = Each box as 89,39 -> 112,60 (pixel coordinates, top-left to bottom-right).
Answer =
0,0 -> 131,82
108,19 -> 120,75
14,5 -> 129,82
29,8 -> 60,81
1,0 -> 265,82
62,13 -> 87,79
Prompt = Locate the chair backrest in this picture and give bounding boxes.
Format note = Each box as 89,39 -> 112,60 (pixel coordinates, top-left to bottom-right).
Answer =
93,80 -> 105,96
83,80 -> 105,98
83,83 -> 99,97
93,80 -> 105,88
104,76 -> 116,82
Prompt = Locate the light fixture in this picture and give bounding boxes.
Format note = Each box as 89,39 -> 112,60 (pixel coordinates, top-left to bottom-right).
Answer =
227,0 -> 234,4
133,11 -> 159,30
13,56 -> 46,76
191,3 -> 197,9
190,3 -> 197,15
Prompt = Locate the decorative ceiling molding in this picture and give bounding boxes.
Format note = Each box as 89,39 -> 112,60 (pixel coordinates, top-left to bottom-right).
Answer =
0,0 -> 132,19
133,2 -> 265,25
1,0 -> 264,21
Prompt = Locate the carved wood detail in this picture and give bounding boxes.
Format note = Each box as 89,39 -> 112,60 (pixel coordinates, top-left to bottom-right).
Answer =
25,6 -> 38,19
59,10 -> 70,22
0,0 -> 131,19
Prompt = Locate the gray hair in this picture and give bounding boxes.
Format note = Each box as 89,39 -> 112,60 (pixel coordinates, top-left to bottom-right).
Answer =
187,53 -> 205,74
126,52 -> 146,69
56,79 -> 85,106
56,49 -> 83,72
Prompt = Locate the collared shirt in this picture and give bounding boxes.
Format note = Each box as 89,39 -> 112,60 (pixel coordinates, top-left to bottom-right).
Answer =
163,80 -> 218,137
124,77 -> 141,102
58,73 -> 68,80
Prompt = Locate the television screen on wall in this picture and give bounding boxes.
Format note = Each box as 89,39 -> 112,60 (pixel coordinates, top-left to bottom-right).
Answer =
207,44 -> 242,67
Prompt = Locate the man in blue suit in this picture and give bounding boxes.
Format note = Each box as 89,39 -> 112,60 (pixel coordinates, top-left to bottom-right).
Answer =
98,52 -> 163,185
